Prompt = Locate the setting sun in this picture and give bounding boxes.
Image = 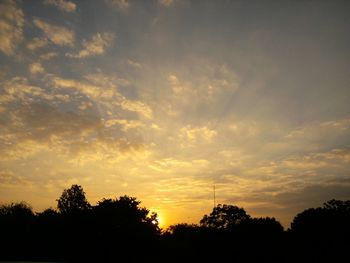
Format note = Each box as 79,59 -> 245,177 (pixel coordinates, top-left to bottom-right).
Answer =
152,210 -> 166,229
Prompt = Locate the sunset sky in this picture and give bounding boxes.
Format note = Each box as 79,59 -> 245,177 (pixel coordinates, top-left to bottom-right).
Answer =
1,0 -> 350,228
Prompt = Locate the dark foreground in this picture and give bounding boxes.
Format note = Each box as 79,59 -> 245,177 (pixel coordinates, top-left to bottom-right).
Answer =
0,185 -> 349,262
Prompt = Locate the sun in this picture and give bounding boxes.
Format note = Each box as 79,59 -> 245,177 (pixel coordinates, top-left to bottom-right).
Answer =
152,210 -> 166,228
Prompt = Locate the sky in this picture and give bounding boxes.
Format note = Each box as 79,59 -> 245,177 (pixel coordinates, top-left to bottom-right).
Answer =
0,0 -> 350,228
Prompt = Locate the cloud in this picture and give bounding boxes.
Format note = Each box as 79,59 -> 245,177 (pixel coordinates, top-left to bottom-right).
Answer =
127,59 -> 142,68
43,0 -> 76,12
0,73 -> 148,163
321,119 -> 350,129
33,18 -> 75,46
0,77 -> 67,104
51,75 -> 153,118
40,52 -> 58,60
78,101 -> 93,110
26,37 -> 48,50
106,0 -> 129,10
84,72 -> 130,88
158,0 -> 175,7
281,148 -> 350,170
164,63 -> 239,119
29,62 -> 44,75
120,100 -> 153,119
179,125 -> 217,147
104,119 -> 144,131
67,137 -> 149,165
285,119 -> 350,139
66,32 -> 114,58
0,102 -> 103,160
180,125 -> 217,142
0,0 -> 24,55
149,158 -> 208,174
0,170 -> 24,185
51,76 -> 118,99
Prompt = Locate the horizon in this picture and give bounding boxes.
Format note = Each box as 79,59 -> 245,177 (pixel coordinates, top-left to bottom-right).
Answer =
1,0 -> 350,229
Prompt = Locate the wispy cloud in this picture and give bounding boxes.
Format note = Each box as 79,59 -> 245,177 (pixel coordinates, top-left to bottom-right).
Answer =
51,74 -> 152,119
127,59 -> 142,68
51,76 -> 119,99
120,100 -> 153,119
33,18 -> 75,46
179,125 -> 217,148
158,0 -> 175,7
66,32 -> 114,58
0,0 -> 24,55
0,77 -> 68,104
40,52 -> 58,60
29,62 -> 44,75
26,37 -> 48,51
106,0 -> 129,10
104,119 -> 144,130
44,0 -> 76,13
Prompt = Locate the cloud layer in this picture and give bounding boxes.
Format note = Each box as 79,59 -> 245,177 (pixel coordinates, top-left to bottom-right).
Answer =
0,0 -> 24,55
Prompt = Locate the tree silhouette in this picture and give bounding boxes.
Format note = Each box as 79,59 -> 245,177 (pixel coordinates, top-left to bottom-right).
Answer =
200,204 -> 250,229
239,216 -> 284,234
291,199 -> 350,235
1,185 -> 348,263
0,201 -> 34,218
90,195 -> 160,260
57,184 -> 91,214
290,199 -> 350,262
93,195 -> 159,234
323,199 -> 350,211
0,202 -> 35,260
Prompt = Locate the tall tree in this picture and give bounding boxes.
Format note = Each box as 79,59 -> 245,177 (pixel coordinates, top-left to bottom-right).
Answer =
200,204 -> 250,229
57,184 -> 90,214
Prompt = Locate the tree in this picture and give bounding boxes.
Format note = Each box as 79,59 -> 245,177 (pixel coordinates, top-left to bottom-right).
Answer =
323,199 -> 350,212
289,199 -> 350,262
0,202 -> 35,260
57,184 -> 91,214
0,202 -> 34,218
93,195 -> 159,231
291,199 -> 350,235
238,217 -> 284,237
91,195 -> 160,260
200,204 -> 250,229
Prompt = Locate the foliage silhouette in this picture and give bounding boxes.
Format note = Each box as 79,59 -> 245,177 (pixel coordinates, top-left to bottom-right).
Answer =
289,199 -> 350,262
200,204 -> 250,229
0,202 -> 35,260
90,195 -> 160,260
0,186 -> 349,263
57,184 -> 91,214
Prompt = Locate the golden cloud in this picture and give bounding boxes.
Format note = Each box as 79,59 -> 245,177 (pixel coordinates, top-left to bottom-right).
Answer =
66,32 -> 115,58
44,0 -> 76,12
0,0 -> 24,55
26,37 -> 48,51
33,18 -> 75,46
29,62 -> 44,75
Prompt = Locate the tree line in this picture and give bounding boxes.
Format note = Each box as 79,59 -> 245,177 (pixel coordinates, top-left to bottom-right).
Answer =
0,184 -> 349,262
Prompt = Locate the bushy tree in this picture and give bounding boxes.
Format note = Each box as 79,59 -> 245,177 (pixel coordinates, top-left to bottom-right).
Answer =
291,199 -> 350,235
57,184 -> 91,214
0,202 -> 34,218
93,195 -> 159,231
0,202 -> 35,259
237,216 -> 284,239
289,199 -> 350,262
200,204 -> 250,229
323,199 -> 350,212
